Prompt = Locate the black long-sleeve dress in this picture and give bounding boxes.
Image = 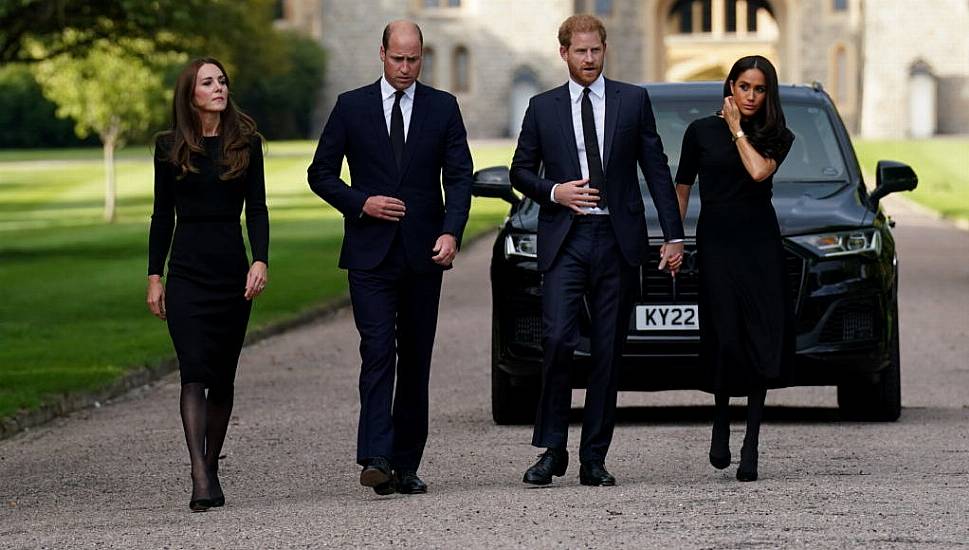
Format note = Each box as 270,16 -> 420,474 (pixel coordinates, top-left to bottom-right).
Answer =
148,134 -> 268,388
675,116 -> 795,396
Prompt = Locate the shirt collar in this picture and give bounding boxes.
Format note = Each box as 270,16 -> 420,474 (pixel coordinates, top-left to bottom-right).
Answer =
568,73 -> 605,103
381,76 -> 416,101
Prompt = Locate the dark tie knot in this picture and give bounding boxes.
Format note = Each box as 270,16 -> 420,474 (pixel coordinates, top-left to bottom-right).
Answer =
583,87 -> 591,98
394,90 -> 404,100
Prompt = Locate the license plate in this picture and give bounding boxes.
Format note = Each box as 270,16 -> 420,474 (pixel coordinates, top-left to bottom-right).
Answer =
635,304 -> 699,331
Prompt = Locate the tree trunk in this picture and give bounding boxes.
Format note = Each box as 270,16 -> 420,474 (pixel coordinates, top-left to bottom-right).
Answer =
102,126 -> 117,224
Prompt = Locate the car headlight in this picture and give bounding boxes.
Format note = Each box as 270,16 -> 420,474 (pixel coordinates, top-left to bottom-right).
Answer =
790,229 -> 881,258
504,233 -> 537,259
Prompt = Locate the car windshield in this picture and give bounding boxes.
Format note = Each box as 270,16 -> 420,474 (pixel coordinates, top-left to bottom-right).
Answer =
651,99 -> 848,183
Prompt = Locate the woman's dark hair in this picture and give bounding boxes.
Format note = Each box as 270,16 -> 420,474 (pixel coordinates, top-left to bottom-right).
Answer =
723,55 -> 789,158
160,58 -> 259,180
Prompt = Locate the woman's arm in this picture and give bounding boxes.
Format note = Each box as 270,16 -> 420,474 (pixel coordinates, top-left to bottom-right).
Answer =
675,183 -> 691,222
722,97 -> 778,182
244,137 -> 269,300
147,141 -> 175,319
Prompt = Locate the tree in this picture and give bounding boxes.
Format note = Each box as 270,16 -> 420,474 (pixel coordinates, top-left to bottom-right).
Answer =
0,65 -> 95,147
33,39 -> 181,222
0,0 -> 267,65
235,30 -> 326,139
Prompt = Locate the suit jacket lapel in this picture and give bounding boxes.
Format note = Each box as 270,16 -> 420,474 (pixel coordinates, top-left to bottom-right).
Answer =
602,78 -> 621,176
367,80 -> 398,178
398,82 -> 428,183
554,84 -> 582,179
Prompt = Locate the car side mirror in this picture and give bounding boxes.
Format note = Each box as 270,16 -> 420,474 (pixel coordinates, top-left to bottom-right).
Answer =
472,166 -> 519,205
870,160 -> 918,207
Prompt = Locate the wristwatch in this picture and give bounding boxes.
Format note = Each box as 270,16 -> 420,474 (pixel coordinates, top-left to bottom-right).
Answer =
732,129 -> 747,142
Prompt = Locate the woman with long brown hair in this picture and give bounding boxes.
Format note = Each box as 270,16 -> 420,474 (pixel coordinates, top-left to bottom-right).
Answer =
146,58 -> 268,510
674,56 -> 795,482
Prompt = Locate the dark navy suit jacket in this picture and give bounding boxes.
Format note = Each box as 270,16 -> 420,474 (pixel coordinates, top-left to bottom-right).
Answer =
308,80 -> 473,274
509,78 -> 684,272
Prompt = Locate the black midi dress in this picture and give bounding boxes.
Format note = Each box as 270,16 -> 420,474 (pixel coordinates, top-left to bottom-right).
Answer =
675,116 -> 795,396
148,135 -> 269,388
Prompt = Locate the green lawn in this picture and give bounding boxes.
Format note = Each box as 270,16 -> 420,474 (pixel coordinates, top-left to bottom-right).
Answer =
0,141 -> 515,420
853,138 -> 969,221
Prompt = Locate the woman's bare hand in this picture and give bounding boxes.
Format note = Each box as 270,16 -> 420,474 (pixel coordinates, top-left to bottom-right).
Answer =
147,276 -> 166,320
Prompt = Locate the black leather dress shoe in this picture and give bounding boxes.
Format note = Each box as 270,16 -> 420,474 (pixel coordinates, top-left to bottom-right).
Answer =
395,470 -> 427,494
579,461 -> 616,486
360,457 -> 395,494
523,448 -> 569,485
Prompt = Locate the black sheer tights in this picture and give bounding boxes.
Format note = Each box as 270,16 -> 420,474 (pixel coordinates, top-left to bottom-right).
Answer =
180,383 -> 234,500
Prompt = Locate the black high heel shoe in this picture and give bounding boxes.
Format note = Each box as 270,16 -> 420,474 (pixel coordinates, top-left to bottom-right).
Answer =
189,495 -> 215,512
736,443 -> 758,482
209,464 -> 225,507
709,420 -> 731,470
189,471 -> 216,511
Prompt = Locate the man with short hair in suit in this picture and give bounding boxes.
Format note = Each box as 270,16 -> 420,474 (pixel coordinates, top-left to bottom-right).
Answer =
308,20 -> 473,495
511,14 -> 685,486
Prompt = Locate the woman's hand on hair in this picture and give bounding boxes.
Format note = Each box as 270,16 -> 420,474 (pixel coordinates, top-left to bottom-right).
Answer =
722,96 -> 742,133
244,261 -> 268,300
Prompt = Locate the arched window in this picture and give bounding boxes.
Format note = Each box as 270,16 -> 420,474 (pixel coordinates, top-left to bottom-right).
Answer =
668,0 -> 776,35
829,43 -> 849,108
595,0 -> 614,16
422,47 -> 436,86
452,46 -> 470,93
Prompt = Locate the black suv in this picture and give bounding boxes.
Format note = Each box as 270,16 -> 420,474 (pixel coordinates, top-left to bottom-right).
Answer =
473,82 -> 917,424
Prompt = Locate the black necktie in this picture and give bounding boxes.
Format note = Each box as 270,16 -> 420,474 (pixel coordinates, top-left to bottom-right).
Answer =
390,90 -> 405,169
581,87 -> 606,208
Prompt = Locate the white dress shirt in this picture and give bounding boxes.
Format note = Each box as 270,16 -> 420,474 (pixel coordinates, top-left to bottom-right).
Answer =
551,74 -> 609,215
550,75 -> 684,244
380,77 -> 416,140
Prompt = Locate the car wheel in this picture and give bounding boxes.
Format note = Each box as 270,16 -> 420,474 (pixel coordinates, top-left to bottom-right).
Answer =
837,301 -> 902,422
491,312 -> 540,425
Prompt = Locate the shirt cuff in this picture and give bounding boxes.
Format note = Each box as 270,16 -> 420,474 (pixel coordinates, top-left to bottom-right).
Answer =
666,239 -> 684,243
550,184 -> 559,204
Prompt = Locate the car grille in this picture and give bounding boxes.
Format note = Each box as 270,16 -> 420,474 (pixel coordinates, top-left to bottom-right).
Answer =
642,248 -> 700,301
819,299 -> 878,343
513,314 -> 543,347
641,246 -> 805,307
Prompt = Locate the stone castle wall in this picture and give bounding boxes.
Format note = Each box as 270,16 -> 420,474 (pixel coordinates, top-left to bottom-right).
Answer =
300,0 -> 969,138
860,0 -> 969,137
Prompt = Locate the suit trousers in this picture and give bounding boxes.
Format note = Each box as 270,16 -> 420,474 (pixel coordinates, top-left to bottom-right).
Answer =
532,215 -> 637,462
349,234 -> 443,471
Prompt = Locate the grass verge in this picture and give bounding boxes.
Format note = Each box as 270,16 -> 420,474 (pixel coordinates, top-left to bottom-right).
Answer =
0,141 -> 515,420
853,138 -> 969,222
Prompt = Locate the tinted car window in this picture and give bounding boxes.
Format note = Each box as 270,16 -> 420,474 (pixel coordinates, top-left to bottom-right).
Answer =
651,99 -> 848,183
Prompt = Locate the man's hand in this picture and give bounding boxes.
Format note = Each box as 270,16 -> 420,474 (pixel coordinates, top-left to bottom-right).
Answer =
553,178 -> 599,213
431,234 -> 458,266
362,196 -> 406,221
658,241 -> 685,276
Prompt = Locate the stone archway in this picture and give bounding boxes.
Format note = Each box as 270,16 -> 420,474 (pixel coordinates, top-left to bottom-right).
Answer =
644,0 -> 799,83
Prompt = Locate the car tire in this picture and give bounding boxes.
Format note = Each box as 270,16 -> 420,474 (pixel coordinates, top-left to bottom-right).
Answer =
837,301 -> 902,422
491,313 -> 540,425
